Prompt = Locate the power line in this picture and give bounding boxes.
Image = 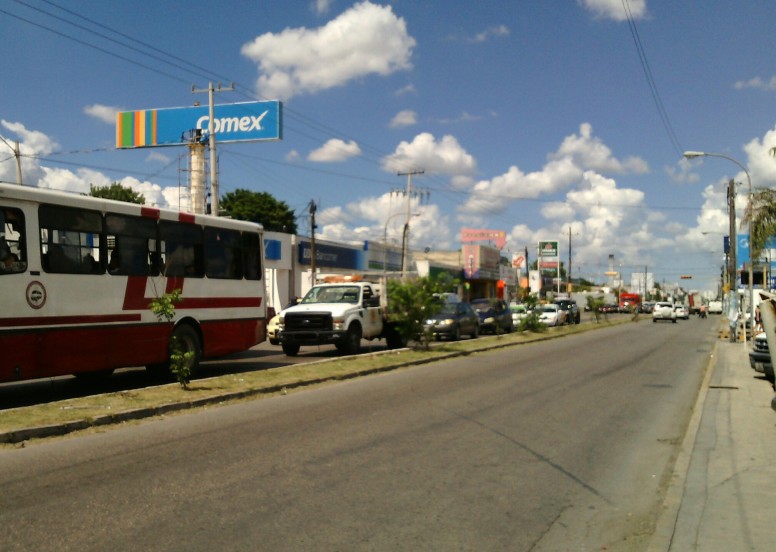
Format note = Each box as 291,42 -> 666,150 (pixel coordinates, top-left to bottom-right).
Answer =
621,0 -> 684,157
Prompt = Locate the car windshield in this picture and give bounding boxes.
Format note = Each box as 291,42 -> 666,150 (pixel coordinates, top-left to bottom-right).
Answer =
472,301 -> 494,313
437,304 -> 458,316
538,305 -> 557,313
301,285 -> 360,304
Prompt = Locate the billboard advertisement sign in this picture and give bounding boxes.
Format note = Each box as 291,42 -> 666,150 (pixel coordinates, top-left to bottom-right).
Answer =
538,240 -> 558,258
116,100 -> 282,148
461,228 -> 506,249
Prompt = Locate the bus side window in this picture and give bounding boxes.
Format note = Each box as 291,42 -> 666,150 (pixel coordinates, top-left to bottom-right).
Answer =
159,220 -> 203,277
242,232 -> 261,281
105,213 -> 158,276
39,204 -> 104,275
0,207 -> 27,275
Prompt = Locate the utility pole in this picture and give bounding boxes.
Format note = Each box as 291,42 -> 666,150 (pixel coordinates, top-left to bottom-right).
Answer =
192,82 -> 234,216
727,178 -> 738,342
567,227 -> 572,293
395,170 -> 425,277
309,200 -> 317,286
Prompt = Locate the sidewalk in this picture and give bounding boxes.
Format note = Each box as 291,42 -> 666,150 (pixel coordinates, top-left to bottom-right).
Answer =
650,338 -> 776,551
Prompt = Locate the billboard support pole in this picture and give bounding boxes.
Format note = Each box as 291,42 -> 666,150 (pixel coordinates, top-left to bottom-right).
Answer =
193,82 -> 233,216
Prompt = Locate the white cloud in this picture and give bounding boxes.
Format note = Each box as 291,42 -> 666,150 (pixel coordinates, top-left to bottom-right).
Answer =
146,151 -> 171,164
665,157 -> 700,184
311,0 -> 334,15
381,132 -> 476,175
470,25 -> 510,43
389,109 -> 417,128
84,104 -> 121,124
241,1 -> 415,100
308,138 -> 361,162
733,76 -> 776,91
579,0 -> 647,21
551,123 -> 649,175
394,84 -> 417,96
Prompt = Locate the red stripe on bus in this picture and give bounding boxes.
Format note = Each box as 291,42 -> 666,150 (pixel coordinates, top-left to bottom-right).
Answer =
0,313 -> 141,328
140,206 -> 160,219
121,276 -> 261,311
178,213 -> 196,224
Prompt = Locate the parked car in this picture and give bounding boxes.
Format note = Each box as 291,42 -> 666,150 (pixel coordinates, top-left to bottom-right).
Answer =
599,303 -> 619,314
535,303 -> 565,326
509,302 -> 529,327
640,302 -> 654,314
471,298 -> 513,334
424,302 -> 480,341
674,304 -> 690,320
749,332 -> 774,382
652,301 -> 677,323
708,300 -> 723,314
554,299 -> 580,324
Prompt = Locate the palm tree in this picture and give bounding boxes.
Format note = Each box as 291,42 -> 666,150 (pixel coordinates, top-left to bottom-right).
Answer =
742,188 -> 776,265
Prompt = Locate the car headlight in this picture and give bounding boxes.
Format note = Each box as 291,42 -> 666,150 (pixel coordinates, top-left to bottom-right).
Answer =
484,317 -> 495,324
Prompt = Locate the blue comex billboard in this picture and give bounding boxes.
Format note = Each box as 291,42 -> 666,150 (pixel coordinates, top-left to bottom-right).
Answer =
117,100 -> 282,148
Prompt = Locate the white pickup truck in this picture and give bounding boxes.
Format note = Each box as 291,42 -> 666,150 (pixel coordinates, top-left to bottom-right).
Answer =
277,281 -> 404,356
707,300 -> 723,315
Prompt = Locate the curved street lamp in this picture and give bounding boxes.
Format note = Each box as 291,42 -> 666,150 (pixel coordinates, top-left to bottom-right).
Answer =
0,134 -> 23,185
684,150 -> 753,344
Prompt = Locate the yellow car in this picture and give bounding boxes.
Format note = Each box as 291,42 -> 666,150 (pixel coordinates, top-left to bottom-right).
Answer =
267,314 -> 281,345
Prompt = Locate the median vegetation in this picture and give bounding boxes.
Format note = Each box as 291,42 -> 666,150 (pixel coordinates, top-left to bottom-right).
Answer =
0,316 -> 632,445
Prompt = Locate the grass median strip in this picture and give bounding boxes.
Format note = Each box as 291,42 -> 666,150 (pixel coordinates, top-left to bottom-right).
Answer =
0,318 -> 632,443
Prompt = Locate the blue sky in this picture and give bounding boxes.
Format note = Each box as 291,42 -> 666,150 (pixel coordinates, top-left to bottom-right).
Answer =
2,0 -> 776,294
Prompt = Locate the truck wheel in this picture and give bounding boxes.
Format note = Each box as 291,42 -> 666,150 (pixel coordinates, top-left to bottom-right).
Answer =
341,324 -> 362,355
282,343 -> 300,356
385,327 -> 407,349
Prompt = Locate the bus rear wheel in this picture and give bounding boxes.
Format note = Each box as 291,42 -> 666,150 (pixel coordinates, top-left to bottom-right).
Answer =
146,324 -> 201,380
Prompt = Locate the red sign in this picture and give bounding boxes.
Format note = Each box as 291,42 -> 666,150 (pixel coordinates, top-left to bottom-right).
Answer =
512,254 -> 525,268
461,228 -> 507,249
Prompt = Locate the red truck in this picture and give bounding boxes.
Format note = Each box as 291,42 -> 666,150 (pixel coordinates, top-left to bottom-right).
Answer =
619,292 -> 641,312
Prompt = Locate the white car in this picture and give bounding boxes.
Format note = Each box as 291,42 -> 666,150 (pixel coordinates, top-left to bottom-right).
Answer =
652,302 -> 677,323
536,304 -> 564,326
674,304 -> 690,320
509,302 -> 529,327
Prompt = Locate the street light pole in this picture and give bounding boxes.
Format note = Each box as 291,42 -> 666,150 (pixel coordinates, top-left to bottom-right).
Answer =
0,135 -> 22,185
684,151 -> 753,344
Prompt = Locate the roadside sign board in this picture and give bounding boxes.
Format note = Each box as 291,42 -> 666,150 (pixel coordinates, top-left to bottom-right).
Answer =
116,100 -> 282,148
538,240 -> 558,258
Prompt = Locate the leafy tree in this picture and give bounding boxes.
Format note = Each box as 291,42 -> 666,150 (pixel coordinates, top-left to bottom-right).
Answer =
743,188 -> 776,265
386,276 -> 448,349
149,289 -> 194,389
89,182 -> 145,204
221,189 -> 297,233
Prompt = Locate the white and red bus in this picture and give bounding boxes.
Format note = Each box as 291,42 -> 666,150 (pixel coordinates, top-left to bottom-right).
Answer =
0,183 -> 267,383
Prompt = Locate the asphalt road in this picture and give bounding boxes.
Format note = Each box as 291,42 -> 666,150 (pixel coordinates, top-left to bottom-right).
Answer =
0,316 -> 714,551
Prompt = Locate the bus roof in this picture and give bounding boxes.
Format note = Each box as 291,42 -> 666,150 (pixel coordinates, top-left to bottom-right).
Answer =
0,183 -> 263,232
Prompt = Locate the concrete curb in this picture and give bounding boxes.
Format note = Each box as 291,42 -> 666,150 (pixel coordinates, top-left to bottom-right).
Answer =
647,339 -> 717,551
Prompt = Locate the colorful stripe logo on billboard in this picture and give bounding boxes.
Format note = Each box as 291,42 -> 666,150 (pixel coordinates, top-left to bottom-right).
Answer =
116,101 -> 282,149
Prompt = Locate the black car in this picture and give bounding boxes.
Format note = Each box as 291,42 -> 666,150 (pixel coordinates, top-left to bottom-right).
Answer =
554,299 -> 581,324
424,302 -> 480,341
470,298 -> 513,334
